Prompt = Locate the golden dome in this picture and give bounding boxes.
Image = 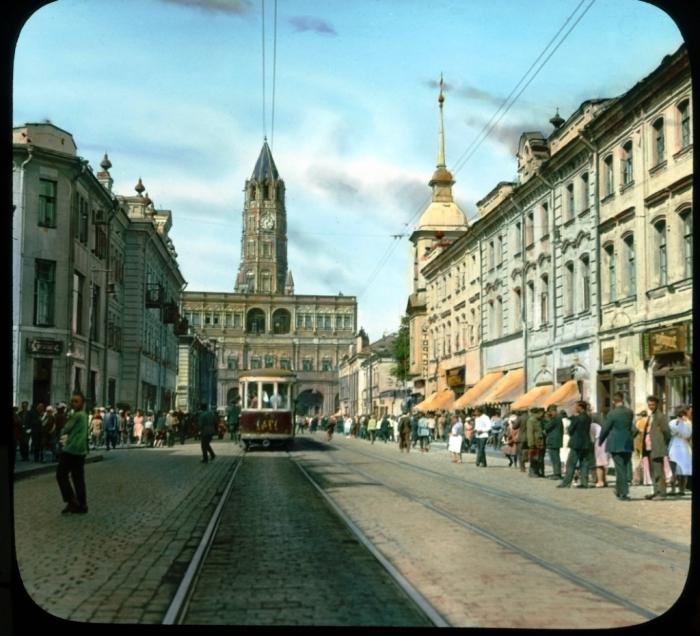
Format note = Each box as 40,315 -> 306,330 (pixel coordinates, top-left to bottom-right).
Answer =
417,200 -> 467,230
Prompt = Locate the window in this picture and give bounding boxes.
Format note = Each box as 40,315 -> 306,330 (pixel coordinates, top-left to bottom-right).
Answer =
527,281 -> 535,325
246,308 -> 266,333
38,179 -> 57,227
540,275 -> 549,326
679,100 -> 690,149
622,141 -> 633,186
318,314 -> 332,330
322,358 -> 333,372
263,242 -> 272,258
272,309 -> 291,334
78,196 -> 89,244
249,185 -> 256,201
94,225 -> 107,259
264,183 -> 272,200
525,213 -> 534,246
260,271 -> 271,293
513,221 -> 522,253
540,203 -> 549,237
343,315 -> 352,330
72,272 -> 84,335
191,313 -> 201,327
34,259 -> 56,326
495,297 -> 503,338
280,358 -> 291,370
513,288 -> 522,332
623,236 -> 636,297
604,155 -> 614,196
680,209 -> 692,278
213,313 -> 220,326
264,355 -> 275,368
234,313 -> 242,328
225,312 -> 233,327
580,172 -> 589,211
604,245 -> 616,302
488,241 -> 495,269
204,312 -> 212,325
496,236 -> 503,265
469,308 -> 476,345
580,255 -> 591,311
247,240 -> 255,258
566,183 -> 575,219
227,356 -> 238,370
564,262 -> 575,315
655,220 -> 667,285
653,118 -> 665,165
302,359 -> 313,372
250,357 -> 261,369
91,284 -> 100,341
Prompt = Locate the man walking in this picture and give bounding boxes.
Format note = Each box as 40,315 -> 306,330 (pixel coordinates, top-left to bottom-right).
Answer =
558,401 -> 592,489
56,392 -> 90,514
104,407 -> 119,451
198,403 -> 217,463
473,407 -> 491,467
227,397 -> 241,442
642,395 -> 671,500
398,411 -> 412,453
543,404 -> 564,480
599,392 -> 635,501
526,407 -> 545,477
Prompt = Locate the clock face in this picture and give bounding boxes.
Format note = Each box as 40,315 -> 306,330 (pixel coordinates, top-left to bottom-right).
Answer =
261,214 -> 275,230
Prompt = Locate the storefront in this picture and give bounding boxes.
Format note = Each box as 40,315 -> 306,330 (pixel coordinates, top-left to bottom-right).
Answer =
445,366 -> 465,397
643,323 -> 692,410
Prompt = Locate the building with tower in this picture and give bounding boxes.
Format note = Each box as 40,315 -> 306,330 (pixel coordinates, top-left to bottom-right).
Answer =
179,140 -> 357,415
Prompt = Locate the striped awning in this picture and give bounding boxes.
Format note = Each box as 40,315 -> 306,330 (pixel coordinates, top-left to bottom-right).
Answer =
477,368 -> 525,406
452,371 -> 504,410
544,379 -> 580,414
413,392 -> 437,412
421,388 -> 455,412
510,384 -> 554,411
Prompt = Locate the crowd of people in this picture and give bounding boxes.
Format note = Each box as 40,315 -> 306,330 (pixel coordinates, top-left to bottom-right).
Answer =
296,393 -> 692,500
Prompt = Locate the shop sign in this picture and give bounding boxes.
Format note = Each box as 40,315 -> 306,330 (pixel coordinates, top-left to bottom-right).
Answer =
446,367 -> 465,387
601,347 -> 614,364
642,325 -> 688,359
26,338 -> 63,355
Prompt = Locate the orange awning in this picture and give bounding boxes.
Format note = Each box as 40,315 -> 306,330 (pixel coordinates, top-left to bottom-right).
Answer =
510,384 -> 554,411
477,368 -> 525,405
544,379 -> 580,414
413,392 -> 437,412
452,371 -> 504,410
422,388 -> 455,412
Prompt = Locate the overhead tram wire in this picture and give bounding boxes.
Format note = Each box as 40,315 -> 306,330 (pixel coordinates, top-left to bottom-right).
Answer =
356,0 -> 596,299
271,0 -> 278,150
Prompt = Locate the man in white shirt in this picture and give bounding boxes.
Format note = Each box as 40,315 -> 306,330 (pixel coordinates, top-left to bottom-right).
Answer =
474,407 -> 492,467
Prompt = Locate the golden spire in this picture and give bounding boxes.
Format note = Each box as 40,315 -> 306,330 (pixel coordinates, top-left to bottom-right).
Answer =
437,73 -> 446,168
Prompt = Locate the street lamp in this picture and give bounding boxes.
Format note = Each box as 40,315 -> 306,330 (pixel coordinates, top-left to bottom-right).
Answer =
85,267 -> 110,413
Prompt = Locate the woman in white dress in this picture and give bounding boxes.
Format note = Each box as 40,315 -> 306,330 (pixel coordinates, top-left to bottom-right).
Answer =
668,405 -> 692,496
448,415 -> 464,463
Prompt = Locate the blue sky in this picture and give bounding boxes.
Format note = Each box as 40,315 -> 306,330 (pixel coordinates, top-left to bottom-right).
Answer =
13,0 -> 683,340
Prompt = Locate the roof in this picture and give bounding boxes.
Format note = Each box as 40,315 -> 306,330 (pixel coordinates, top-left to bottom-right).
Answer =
417,200 -> 468,231
251,141 -> 279,181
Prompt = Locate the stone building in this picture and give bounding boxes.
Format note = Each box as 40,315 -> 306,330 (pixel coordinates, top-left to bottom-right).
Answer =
180,142 -> 357,415
12,122 -> 185,411
408,43 -> 692,416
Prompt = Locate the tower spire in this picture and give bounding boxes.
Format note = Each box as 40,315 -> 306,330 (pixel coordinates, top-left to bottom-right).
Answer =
437,73 -> 446,168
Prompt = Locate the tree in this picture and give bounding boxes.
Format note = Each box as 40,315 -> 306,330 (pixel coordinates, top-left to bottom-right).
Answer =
390,314 -> 410,385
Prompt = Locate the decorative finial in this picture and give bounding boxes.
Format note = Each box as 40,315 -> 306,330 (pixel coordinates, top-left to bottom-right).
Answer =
100,153 -> 112,171
437,73 -> 446,168
549,107 -> 564,129
143,191 -> 152,206
135,177 -> 145,195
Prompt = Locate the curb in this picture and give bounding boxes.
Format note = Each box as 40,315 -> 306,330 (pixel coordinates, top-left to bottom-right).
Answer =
12,453 -> 105,481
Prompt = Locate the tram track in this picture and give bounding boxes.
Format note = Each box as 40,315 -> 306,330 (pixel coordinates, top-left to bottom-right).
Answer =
161,451 -> 445,626
301,448 -> 660,622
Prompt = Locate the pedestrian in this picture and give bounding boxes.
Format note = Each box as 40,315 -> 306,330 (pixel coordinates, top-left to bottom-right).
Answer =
502,414 -> 517,467
448,415 -> 464,463
133,409 -> 144,445
198,403 -> 217,463
417,412 -> 431,452
179,411 -> 188,445
464,416 -> 475,453
642,395 -> 671,501
398,411 -> 412,452
17,401 -> 31,461
558,401 -> 593,489
89,409 -> 103,449
599,392 -> 635,501
379,414 -> 390,443
512,410 -> 528,472
525,407 -> 545,477
436,412 -> 446,442
118,410 -> 127,447
12,406 -> 23,468
490,412 -> 504,448
104,407 -> 119,451
590,415 -> 610,488
144,412 -> 155,447
227,398 -> 241,442
28,402 -> 45,462
668,406 -> 692,496
125,410 -> 134,447
367,414 -> 377,444
56,391 -> 90,514
359,415 -> 367,440
427,412 -> 436,441
411,412 -> 419,448
543,404 -> 564,479
326,415 -> 337,441
473,407 -> 491,467
154,411 -> 167,447
42,405 -> 57,462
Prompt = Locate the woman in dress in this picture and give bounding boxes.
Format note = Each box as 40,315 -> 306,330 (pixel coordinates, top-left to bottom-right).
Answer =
668,405 -> 692,496
133,409 -> 144,445
590,416 -> 610,487
448,415 -> 464,463
89,409 -> 103,450
502,414 -> 518,467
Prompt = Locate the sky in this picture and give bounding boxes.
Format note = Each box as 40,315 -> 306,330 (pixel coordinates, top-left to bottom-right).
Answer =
13,0 -> 684,341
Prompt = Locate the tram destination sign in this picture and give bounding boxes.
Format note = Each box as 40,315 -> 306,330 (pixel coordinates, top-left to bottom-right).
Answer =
26,338 -> 63,355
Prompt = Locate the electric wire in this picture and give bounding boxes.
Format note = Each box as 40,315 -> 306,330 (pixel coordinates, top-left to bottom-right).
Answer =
271,0 -> 278,150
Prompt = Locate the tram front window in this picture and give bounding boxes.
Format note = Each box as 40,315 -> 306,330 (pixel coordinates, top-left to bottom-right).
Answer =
262,383 -> 275,408
276,384 -> 289,409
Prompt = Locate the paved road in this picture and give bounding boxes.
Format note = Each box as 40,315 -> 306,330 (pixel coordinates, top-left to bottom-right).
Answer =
11,434 -> 692,627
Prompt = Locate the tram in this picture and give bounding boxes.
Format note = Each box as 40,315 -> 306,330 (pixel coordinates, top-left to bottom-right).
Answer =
238,368 -> 296,450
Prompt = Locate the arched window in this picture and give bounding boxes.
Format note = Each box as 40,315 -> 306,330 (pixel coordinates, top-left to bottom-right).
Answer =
540,275 -> 549,326
260,270 -> 271,293
678,100 -> 690,149
654,220 -> 667,285
272,308 -> 291,334
622,141 -> 633,185
246,308 -> 266,334
680,209 -> 692,278
580,254 -> 591,311
512,287 -> 522,332
564,261 -> 575,315
527,280 -> 535,325
540,202 -> 549,237
580,172 -> 590,211
653,118 -> 665,165
623,235 -> 636,297
526,212 -> 534,246
604,244 -> 616,302
566,183 -> 575,219
604,155 -> 614,197
249,185 -> 256,201
496,296 -> 503,338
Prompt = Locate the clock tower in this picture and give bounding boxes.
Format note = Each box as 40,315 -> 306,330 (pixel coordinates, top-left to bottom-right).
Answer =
235,140 -> 291,294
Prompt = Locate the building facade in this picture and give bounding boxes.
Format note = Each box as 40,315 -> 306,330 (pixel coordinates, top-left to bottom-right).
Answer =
181,142 -> 357,415
409,44 -> 692,416
12,122 -> 185,411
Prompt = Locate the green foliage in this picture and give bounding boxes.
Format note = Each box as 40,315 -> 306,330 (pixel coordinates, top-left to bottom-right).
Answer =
390,314 -> 410,384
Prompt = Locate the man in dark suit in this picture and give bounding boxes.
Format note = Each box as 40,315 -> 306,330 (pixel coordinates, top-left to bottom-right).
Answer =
543,404 -> 564,479
198,403 -> 217,463
599,392 -> 635,500
642,395 -> 671,500
558,400 -> 592,488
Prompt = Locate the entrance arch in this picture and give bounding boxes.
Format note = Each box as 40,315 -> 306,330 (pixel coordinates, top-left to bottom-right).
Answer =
296,388 -> 324,416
